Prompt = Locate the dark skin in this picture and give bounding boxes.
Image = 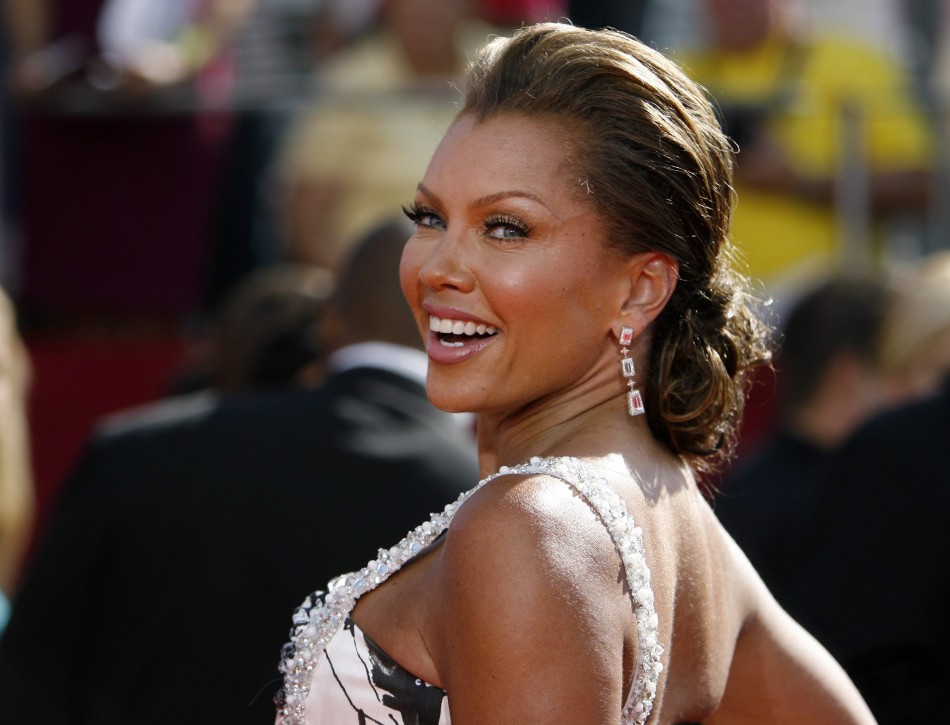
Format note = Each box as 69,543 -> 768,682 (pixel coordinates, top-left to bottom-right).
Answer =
346,113 -> 875,723
352,452 -> 872,724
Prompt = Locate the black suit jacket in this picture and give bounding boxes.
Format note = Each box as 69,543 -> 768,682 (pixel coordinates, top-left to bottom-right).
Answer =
713,430 -> 830,615
788,384 -> 950,724
0,366 -> 478,724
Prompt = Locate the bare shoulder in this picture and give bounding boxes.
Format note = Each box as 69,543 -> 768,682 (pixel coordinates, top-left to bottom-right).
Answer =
437,471 -> 626,624
427,472 -> 630,724
444,471 -> 621,577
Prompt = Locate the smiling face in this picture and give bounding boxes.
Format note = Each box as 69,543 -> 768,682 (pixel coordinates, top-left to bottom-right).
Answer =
399,112 -> 633,418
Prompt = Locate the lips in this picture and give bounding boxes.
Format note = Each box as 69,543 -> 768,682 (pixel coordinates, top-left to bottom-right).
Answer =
425,314 -> 499,363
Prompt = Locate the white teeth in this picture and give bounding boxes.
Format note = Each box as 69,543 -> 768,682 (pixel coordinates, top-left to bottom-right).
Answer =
428,316 -> 498,337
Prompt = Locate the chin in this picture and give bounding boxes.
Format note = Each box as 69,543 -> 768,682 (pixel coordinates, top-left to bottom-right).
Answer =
424,376 -> 479,414
425,389 -> 473,414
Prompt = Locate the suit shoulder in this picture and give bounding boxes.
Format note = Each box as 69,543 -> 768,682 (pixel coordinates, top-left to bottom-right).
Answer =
97,391 -> 221,438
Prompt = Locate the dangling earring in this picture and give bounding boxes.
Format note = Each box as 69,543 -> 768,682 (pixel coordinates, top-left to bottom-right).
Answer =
619,327 -> 645,416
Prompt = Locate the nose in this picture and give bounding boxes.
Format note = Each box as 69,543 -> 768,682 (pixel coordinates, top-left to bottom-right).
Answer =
416,232 -> 476,293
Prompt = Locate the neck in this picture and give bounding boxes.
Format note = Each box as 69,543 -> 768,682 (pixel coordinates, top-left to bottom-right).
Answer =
474,392 -> 655,478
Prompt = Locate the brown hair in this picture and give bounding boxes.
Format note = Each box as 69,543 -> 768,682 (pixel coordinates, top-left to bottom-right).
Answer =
461,23 -> 771,472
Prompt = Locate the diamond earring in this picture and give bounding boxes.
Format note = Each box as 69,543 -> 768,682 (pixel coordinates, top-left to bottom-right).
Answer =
619,327 -> 645,416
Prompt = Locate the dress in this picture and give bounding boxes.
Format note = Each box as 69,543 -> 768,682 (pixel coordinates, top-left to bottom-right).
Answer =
276,456 -> 666,724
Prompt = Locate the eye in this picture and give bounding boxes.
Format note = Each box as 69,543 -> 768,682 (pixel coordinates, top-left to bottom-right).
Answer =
484,214 -> 530,241
402,203 -> 445,231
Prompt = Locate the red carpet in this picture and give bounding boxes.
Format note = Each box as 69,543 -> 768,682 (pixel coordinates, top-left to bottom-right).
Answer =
24,332 -> 188,549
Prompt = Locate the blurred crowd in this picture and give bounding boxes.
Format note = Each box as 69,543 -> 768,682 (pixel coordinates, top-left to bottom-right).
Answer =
0,1 -> 949,723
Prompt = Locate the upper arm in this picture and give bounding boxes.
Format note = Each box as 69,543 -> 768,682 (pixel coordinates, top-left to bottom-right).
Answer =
430,474 -> 628,725
707,537 -> 876,725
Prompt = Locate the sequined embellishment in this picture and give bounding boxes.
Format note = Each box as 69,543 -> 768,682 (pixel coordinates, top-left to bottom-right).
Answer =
275,456 -> 665,724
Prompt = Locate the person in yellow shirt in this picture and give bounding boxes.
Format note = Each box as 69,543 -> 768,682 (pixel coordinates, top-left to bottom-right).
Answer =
675,0 -> 933,300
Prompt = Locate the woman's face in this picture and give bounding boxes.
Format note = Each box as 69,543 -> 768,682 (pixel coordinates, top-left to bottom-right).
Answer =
400,113 -> 632,416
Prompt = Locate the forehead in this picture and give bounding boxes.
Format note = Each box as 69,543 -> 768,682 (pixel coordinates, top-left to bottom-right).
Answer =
421,113 -> 586,203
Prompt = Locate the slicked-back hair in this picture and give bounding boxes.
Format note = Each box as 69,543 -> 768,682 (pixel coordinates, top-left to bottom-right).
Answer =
460,23 -> 772,473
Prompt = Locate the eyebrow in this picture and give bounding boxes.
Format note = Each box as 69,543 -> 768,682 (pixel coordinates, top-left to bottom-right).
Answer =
416,183 -> 555,213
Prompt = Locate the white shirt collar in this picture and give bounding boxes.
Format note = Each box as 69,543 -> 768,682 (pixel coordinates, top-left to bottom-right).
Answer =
327,342 -> 428,387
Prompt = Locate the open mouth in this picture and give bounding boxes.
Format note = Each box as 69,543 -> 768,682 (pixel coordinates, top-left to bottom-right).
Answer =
429,315 -> 498,347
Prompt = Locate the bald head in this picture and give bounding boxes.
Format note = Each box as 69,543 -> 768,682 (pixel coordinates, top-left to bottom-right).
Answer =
331,217 -> 422,350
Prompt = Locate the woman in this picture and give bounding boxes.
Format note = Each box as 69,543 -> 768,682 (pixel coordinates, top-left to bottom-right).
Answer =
276,23 -> 874,724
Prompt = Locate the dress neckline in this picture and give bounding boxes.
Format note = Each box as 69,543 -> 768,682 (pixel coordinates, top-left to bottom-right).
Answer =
276,456 -> 665,725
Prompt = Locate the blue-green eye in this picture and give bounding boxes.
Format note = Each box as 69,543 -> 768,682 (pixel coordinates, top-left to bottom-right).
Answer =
485,215 -> 529,240
402,203 -> 445,230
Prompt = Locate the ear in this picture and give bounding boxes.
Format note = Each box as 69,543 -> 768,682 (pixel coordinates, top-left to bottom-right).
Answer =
614,252 -> 679,334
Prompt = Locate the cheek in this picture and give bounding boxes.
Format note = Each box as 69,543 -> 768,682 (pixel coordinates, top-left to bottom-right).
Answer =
538,263 -> 619,354
494,257 -> 605,334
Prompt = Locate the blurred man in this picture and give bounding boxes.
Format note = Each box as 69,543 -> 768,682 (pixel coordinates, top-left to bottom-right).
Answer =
787,251 -> 950,724
714,275 -> 893,610
0,218 -> 478,724
789,377 -> 950,724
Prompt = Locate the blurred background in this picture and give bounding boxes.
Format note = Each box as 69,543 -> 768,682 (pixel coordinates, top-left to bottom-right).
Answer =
2,0 -> 950,624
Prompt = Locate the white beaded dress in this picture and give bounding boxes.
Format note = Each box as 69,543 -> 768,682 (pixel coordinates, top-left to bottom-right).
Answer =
275,456 -> 666,724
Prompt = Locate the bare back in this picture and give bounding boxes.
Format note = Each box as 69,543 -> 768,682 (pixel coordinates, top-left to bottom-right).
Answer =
317,453 -> 873,725
630,461 -> 875,724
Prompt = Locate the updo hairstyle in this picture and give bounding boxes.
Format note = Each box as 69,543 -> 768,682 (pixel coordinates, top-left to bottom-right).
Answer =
461,23 -> 772,472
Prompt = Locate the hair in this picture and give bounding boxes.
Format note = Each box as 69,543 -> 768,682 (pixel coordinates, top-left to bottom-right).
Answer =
0,287 -> 34,594
461,22 -> 772,472
777,275 -> 891,416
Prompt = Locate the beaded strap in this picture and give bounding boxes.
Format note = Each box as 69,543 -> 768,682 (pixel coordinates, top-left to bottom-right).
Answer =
275,456 -> 665,725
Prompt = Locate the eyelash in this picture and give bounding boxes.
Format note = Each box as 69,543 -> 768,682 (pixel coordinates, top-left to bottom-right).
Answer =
402,202 -> 442,229
402,203 -> 532,240
484,214 -> 530,239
